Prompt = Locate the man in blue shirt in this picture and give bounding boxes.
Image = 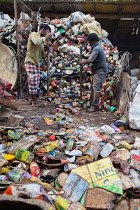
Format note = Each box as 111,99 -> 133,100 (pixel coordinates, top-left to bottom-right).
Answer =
80,33 -> 108,112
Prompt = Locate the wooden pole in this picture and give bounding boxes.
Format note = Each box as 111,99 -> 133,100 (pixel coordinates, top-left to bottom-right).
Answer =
47,45 -> 50,95
14,0 -> 22,97
80,46 -> 83,100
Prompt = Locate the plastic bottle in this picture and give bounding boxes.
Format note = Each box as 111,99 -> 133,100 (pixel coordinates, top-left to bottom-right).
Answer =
30,161 -> 40,177
100,143 -> 114,158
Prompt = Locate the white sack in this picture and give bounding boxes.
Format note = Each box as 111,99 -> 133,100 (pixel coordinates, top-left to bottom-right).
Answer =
129,83 -> 140,129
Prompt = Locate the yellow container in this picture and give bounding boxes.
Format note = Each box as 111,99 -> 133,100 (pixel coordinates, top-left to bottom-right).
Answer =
121,141 -> 132,150
116,140 -> 132,150
3,154 -> 15,161
54,195 -> 70,210
0,167 -> 9,174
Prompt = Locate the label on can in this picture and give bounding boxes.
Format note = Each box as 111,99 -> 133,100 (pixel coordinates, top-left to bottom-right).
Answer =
66,138 -> 74,150
15,149 -> 34,163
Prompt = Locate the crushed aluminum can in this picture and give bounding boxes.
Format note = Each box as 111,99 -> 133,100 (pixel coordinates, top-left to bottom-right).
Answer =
66,138 -> 75,150
53,195 -> 70,210
114,199 -> 129,210
117,172 -> 135,190
130,199 -> 140,210
63,172 -> 89,203
82,142 -> 101,160
6,169 -> 24,183
7,135 -> 40,155
15,149 -> 34,164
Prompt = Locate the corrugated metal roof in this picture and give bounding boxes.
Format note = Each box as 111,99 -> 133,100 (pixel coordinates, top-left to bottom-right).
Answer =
95,3 -> 118,14
39,4 -> 53,12
53,4 -> 71,13
72,4 -> 83,12
122,4 -> 140,14
1,1 -> 140,18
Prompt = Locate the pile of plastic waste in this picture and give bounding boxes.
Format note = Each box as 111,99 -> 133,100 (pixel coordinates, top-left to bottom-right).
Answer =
0,103 -> 140,209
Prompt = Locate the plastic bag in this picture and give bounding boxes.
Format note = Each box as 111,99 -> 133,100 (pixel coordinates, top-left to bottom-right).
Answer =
129,84 -> 140,129
83,14 -> 94,23
131,154 -> 140,171
101,29 -> 109,38
80,20 -> 101,35
128,169 -> 140,188
68,12 -> 85,23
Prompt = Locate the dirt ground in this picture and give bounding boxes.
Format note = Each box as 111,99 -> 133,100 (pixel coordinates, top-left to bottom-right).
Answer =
1,99 -> 140,139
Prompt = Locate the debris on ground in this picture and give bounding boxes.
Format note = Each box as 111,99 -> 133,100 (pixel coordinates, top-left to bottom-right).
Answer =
0,10 -> 140,210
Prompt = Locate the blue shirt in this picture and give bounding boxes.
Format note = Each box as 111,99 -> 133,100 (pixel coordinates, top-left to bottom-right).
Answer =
89,42 -> 108,74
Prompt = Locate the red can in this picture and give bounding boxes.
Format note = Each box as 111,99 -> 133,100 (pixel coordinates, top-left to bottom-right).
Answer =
50,81 -> 57,87
30,161 -> 40,177
49,135 -> 56,141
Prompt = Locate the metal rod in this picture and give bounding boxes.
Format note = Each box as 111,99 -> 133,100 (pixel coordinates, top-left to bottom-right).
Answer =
80,46 -> 83,100
14,0 -> 22,97
47,45 -> 50,95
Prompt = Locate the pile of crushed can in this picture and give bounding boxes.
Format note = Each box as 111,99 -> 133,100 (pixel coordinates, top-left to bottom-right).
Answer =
0,11 -> 124,111
0,11 -> 140,210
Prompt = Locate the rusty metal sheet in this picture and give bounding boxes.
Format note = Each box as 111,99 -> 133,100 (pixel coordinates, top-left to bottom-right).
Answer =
110,150 -> 130,174
84,187 -> 116,209
130,199 -> 140,210
114,199 -> 129,210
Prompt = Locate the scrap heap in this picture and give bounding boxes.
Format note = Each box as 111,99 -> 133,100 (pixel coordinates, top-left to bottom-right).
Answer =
0,11 -> 125,112
0,11 -> 140,210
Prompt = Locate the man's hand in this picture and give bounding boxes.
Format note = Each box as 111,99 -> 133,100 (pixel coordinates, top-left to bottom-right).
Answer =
79,59 -> 87,65
45,33 -> 52,40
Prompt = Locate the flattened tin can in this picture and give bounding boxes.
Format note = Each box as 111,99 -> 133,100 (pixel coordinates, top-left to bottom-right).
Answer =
15,149 -> 34,164
66,138 -> 74,150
